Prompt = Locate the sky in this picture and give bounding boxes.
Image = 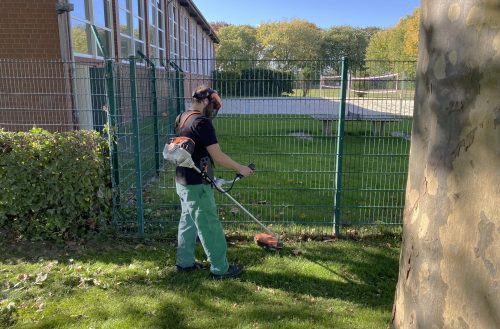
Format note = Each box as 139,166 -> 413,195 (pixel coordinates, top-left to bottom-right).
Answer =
194,0 -> 421,29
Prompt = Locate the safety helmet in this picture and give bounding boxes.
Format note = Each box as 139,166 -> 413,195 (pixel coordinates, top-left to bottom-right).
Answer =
192,88 -> 222,119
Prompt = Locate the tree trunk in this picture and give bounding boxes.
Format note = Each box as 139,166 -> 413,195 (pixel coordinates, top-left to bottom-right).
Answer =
392,1 -> 500,328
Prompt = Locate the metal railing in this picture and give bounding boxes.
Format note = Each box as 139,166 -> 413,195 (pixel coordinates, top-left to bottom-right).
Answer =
0,56 -> 416,237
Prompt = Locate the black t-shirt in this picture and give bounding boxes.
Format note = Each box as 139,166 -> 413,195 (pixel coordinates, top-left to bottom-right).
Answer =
175,112 -> 218,185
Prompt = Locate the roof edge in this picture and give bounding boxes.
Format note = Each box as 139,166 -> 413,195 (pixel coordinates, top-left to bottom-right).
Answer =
179,0 -> 219,44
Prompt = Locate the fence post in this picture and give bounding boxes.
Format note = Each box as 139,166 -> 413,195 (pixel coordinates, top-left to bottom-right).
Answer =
129,56 -> 145,237
333,57 -> 349,237
137,51 -> 160,175
104,59 -> 120,210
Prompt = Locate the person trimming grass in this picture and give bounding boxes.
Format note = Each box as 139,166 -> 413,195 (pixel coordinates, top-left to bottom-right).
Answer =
174,85 -> 253,279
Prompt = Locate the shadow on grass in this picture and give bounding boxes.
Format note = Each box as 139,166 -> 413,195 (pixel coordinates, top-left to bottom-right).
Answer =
1,235 -> 399,313
84,237 -> 399,309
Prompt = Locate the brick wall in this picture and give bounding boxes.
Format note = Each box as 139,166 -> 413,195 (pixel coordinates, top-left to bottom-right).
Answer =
0,0 -> 62,59
0,60 -> 75,132
0,1 -> 74,132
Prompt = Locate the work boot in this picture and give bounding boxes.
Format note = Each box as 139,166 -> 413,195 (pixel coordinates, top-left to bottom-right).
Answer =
176,262 -> 206,272
210,264 -> 245,280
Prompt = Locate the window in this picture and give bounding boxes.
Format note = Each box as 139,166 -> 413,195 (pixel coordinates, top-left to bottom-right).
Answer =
197,27 -> 203,74
119,0 -> 145,58
149,0 -> 165,65
209,41 -> 214,73
190,18 -> 197,74
71,0 -> 113,58
203,34 -> 207,75
168,3 -> 179,64
180,15 -> 189,72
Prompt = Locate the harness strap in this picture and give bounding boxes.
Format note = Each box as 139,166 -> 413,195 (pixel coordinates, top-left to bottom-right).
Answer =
178,110 -> 202,130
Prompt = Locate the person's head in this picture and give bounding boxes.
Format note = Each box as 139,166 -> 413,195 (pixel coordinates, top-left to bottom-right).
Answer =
191,85 -> 222,119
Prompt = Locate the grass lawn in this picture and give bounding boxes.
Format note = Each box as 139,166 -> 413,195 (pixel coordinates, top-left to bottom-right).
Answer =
1,232 -> 400,328
138,115 -> 411,234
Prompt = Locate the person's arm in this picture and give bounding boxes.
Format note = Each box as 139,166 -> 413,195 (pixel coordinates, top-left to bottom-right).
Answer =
207,143 -> 253,177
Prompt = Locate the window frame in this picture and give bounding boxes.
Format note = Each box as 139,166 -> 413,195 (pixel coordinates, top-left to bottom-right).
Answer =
180,15 -> 189,72
190,18 -> 197,74
202,34 -> 207,75
168,2 -> 179,65
197,26 -> 203,74
70,0 -> 113,59
208,41 -> 214,74
149,0 -> 166,65
118,0 -> 146,59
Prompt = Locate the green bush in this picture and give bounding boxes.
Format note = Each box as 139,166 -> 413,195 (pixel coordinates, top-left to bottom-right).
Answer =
0,128 -> 111,242
213,68 -> 294,97
212,70 -> 241,97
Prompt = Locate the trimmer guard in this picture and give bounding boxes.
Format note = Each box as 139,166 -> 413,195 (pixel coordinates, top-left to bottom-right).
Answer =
254,233 -> 283,251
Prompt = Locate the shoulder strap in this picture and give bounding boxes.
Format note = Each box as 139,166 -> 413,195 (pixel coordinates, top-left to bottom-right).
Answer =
175,110 -> 202,136
179,110 -> 202,129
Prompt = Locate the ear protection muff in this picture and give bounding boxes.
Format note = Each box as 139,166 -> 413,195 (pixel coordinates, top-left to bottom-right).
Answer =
192,88 -> 222,110
209,90 -> 222,110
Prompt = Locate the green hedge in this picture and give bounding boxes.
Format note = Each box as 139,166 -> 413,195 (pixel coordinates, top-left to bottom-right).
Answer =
0,128 -> 111,242
213,68 -> 295,97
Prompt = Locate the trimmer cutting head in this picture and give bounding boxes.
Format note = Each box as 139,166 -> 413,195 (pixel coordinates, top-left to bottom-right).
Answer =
254,233 -> 283,251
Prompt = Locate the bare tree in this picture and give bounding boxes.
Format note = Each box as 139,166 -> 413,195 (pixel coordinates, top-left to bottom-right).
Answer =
392,1 -> 500,328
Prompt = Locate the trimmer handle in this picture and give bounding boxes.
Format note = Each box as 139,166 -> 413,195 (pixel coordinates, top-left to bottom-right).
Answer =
236,163 -> 256,179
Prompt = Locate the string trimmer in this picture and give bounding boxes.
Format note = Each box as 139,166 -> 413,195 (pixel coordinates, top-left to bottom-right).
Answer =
164,137 -> 283,251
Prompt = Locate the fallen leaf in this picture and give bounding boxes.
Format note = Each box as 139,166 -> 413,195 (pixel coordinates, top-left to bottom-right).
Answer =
35,273 -> 48,285
17,274 -> 29,282
36,303 -> 45,312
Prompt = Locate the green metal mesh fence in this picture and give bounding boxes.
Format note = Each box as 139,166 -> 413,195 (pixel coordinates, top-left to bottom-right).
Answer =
108,57 -> 415,237
0,57 -> 416,238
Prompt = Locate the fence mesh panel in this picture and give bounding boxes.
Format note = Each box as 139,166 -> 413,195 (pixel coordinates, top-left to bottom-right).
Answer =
0,57 -> 416,238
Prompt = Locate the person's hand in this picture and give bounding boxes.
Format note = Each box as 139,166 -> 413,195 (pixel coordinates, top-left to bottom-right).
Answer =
237,164 -> 253,177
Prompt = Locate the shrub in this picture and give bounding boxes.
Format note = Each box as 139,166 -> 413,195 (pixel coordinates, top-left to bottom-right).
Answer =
0,128 -> 111,242
212,70 -> 241,97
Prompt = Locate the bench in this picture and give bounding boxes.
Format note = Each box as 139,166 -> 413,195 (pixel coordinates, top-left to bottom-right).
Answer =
311,112 -> 401,136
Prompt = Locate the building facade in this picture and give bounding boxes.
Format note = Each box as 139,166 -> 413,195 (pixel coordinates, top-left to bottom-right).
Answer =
0,0 -> 217,68
0,0 -> 217,131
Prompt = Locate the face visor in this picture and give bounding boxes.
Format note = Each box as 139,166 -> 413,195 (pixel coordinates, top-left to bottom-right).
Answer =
192,88 -> 222,119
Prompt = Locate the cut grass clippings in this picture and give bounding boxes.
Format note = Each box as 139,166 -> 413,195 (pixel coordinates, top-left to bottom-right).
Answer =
1,232 -> 400,329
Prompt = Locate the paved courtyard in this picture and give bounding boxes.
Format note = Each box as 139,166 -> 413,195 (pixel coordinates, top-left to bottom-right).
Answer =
218,97 -> 414,118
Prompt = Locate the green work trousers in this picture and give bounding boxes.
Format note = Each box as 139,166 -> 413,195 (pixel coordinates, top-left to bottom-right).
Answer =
175,183 -> 229,275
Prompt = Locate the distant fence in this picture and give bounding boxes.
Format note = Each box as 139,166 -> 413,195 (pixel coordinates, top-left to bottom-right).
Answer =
0,57 -> 416,237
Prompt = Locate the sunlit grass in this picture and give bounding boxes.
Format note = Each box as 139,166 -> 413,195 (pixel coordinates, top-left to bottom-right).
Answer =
140,115 -> 411,234
1,232 -> 400,328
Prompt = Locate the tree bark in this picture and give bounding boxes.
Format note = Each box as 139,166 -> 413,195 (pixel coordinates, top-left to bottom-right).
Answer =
392,1 -> 500,328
